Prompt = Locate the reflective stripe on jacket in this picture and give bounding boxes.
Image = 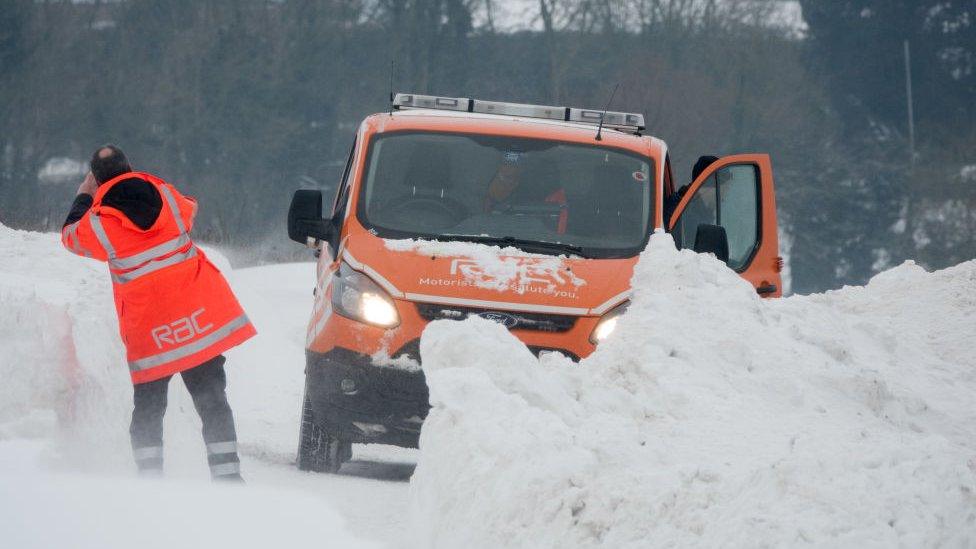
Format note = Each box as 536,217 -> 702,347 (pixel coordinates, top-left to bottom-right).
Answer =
61,172 -> 256,384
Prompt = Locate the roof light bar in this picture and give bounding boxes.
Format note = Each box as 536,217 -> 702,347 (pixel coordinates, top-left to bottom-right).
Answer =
392,92 -> 645,132
568,108 -> 645,130
472,99 -> 565,121
394,93 -> 469,111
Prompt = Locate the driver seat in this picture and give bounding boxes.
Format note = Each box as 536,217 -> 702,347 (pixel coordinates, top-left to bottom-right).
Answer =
379,147 -> 466,228
403,148 -> 452,199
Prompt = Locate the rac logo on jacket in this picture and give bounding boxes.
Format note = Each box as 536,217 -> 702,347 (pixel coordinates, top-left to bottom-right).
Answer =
151,308 -> 213,349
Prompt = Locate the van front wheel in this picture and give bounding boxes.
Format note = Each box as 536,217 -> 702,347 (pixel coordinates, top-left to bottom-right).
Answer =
297,392 -> 352,473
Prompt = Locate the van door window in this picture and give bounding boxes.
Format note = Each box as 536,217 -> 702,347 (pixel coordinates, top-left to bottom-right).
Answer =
675,165 -> 759,271
332,138 -> 357,218
328,138 -> 357,252
717,165 -> 759,270
677,174 -> 717,244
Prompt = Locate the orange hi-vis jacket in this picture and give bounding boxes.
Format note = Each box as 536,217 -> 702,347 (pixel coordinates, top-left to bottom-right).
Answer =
61,172 -> 256,384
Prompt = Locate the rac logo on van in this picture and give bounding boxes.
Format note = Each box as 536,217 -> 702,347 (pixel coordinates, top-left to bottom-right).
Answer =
448,258 -> 584,290
151,308 -> 213,349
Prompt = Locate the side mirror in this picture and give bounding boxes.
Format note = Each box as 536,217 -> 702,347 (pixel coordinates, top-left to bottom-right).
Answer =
288,190 -> 332,246
693,223 -> 729,263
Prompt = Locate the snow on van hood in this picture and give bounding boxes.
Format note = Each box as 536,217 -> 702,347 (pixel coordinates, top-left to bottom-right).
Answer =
347,236 -> 632,314
410,231 -> 976,548
384,238 -> 587,292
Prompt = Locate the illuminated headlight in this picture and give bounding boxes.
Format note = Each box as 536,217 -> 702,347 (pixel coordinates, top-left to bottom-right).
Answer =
332,263 -> 400,328
589,302 -> 629,344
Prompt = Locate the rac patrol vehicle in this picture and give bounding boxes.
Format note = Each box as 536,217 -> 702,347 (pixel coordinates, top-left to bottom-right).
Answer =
287,93 -> 783,472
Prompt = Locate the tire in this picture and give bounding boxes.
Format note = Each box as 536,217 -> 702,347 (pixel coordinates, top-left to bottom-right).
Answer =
297,388 -> 352,473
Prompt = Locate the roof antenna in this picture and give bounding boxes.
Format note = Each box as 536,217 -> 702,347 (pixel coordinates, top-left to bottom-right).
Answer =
595,83 -> 619,141
389,60 -> 395,116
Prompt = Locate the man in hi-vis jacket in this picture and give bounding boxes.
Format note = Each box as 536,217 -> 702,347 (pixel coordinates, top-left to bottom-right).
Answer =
62,145 -> 256,481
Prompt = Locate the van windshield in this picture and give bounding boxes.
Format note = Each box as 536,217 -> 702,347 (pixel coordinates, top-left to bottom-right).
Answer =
357,131 -> 654,258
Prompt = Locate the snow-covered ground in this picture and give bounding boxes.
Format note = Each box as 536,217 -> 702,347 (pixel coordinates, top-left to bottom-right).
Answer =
0,439 -> 382,549
412,233 -> 976,548
2,222 -> 974,548
0,224 -> 415,548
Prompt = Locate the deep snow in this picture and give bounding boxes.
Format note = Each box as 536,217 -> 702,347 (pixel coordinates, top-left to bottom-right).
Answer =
412,232 -> 976,548
0,224 -> 414,548
2,223 -> 974,548
0,440 -> 381,549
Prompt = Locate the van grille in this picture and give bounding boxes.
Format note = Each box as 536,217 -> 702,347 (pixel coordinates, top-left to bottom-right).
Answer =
415,303 -> 577,333
391,339 -> 579,364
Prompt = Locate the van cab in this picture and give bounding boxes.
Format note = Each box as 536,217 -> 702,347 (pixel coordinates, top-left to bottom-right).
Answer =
287,93 -> 783,472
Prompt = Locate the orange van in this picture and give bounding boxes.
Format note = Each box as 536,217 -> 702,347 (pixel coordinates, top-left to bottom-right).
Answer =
287,93 -> 782,472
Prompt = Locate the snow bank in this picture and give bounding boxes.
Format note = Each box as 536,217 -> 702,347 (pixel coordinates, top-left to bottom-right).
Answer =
0,224 -> 236,471
0,440 -> 379,549
0,223 -> 400,546
0,224 -> 130,469
412,232 -> 976,548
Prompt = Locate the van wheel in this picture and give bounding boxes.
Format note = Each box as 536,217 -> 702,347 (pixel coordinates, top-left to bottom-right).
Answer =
297,392 -> 352,473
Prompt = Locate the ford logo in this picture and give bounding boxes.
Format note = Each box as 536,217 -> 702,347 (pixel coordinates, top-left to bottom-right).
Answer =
477,311 -> 518,329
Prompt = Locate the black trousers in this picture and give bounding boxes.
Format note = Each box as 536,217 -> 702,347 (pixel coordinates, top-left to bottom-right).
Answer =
129,355 -> 241,478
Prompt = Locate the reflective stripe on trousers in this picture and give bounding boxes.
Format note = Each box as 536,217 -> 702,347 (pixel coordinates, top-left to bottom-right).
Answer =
207,441 -> 238,455
128,314 -> 251,373
132,445 -> 164,474
210,461 -> 240,477
207,440 -> 241,478
133,445 -> 163,461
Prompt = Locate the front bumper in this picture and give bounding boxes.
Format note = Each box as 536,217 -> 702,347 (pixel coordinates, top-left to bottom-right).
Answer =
305,348 -> 430,448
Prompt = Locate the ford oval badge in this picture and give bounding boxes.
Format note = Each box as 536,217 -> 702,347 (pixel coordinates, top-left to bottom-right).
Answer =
477,311 -> 518,329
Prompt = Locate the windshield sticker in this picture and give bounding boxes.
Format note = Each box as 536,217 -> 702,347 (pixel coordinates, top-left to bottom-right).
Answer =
632,171 -> 646,182
502,151 -> 522,164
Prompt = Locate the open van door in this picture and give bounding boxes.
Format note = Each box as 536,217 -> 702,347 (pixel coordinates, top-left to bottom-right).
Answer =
668,154 -> 782,297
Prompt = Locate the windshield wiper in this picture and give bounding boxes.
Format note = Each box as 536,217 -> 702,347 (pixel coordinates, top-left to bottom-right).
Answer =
438,234 -> 587,257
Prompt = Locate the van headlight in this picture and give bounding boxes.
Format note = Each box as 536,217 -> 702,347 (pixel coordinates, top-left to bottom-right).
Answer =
589,302 -> 629,344
332,262 -> 400,328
